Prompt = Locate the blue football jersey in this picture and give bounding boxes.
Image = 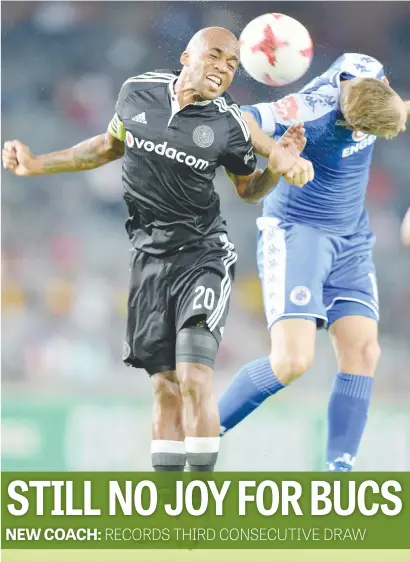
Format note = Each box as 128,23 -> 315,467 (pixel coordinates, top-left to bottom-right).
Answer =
242,53 -> 385,235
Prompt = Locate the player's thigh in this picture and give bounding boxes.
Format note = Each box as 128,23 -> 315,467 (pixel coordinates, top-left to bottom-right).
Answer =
124,249 -> 176,374
324,232 -> 380,375
329,314 -> 381,376
257,217 -> 332,329
324,229 -> 379,328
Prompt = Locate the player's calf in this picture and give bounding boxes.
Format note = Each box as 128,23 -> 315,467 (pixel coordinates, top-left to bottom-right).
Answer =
151,372 -> 185,472
176,325 -> 220,471
326,315 -> 381,471
177,363 -> 220,471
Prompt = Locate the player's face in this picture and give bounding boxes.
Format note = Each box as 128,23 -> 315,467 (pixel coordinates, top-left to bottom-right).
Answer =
187,35 -> 240,99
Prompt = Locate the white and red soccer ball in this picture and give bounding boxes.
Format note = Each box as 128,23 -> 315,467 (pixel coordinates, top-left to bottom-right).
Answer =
239,13 -> 313,86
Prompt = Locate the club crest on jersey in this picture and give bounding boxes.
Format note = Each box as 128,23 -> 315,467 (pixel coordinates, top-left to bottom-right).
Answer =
193,125 -> 214,148
290,286 -> 311,306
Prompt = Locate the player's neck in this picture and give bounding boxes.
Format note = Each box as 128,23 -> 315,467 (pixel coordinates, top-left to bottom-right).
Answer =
174,73 -> 204,108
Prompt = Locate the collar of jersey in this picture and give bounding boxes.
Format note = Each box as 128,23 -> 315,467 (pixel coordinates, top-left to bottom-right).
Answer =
168,77 -> 212,108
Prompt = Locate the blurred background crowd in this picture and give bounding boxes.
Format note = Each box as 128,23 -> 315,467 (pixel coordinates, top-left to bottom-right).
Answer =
2,1 -> 410,471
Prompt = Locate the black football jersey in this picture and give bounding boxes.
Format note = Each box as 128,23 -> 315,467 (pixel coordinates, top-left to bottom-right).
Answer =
108,70 -> 256,255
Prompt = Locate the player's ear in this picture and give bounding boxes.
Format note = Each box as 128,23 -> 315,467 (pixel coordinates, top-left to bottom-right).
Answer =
180,51 -> 189,66
381,76 -> 390,87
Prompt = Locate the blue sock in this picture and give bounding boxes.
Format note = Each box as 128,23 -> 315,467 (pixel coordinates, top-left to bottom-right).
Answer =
218,357 -> 285,435
326,372 -> 374,471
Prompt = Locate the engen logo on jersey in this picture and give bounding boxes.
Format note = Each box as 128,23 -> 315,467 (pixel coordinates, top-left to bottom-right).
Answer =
125,131 -> 210,170
342,131 -> 377,158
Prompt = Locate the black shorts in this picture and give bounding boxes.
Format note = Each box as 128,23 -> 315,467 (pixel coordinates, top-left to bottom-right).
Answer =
123,234 -> 236,375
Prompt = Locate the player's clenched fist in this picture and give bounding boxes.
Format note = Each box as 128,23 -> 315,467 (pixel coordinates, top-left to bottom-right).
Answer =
2,140 -> 36,176
284,158 -> 315,188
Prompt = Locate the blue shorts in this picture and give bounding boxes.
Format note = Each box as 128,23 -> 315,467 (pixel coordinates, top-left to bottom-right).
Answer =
256,217 -> 379,329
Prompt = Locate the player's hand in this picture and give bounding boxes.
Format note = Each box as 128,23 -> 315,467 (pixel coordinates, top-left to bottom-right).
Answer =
267,123 -> 312,187
2,140 -> 37,176
278,122 -> 307,153
276,123 -> 313,187
267,143 -> 303,179
283,157 -> 315,187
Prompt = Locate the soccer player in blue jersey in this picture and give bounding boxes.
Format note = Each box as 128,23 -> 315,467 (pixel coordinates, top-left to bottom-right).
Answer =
218,53 -> 409,471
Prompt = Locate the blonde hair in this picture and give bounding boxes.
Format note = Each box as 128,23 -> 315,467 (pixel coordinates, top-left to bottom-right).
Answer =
341,78 -> 401,134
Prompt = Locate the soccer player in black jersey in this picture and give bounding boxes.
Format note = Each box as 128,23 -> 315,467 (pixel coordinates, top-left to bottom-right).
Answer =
3,27 -> 313,471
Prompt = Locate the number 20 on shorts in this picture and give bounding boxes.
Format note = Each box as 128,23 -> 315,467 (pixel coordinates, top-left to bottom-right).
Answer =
193,285 -> 215,311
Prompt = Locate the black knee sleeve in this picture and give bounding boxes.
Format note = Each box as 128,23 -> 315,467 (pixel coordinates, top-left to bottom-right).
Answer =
175,325 -> 219,368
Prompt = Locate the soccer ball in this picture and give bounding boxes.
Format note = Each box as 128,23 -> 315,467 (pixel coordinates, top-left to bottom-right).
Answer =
239,13 -> 313,86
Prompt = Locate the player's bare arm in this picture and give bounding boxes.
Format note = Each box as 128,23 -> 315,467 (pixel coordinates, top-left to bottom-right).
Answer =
2,131 -> 124,177
228,165 -> 281,204
243,112 -> 306,155
400,207 -> 410,249
243,111 -> 313,188
227,139 -> 312,204
243,111 -> 277,158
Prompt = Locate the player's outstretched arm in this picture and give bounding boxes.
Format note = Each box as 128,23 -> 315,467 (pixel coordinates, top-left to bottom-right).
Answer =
243,112 -> 313,189
242,111 -> 276,157
228,165 -> 282,204
229,124 -> 313,203
2,131 -> 124,177
400,207 -> 410,249
243,111 -> 306,156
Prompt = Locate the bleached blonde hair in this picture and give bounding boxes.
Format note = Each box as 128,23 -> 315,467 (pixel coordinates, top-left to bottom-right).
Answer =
341,78 -> 401,134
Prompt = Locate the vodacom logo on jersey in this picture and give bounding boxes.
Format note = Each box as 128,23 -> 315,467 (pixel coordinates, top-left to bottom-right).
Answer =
125,131 -> 209,171
342,131 -> 377,158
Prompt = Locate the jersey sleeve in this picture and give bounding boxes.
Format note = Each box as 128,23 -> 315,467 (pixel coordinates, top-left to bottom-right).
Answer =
107,78 -> 139,141
332,53 -> 385,81
219,107 -> 257,176
241,90 -> 337,139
